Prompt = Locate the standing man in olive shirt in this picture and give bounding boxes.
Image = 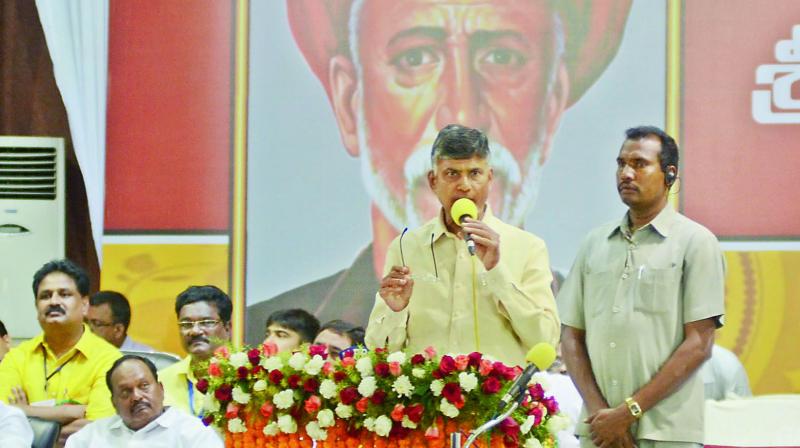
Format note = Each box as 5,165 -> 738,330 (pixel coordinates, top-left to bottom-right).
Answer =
558,127 -> 725,447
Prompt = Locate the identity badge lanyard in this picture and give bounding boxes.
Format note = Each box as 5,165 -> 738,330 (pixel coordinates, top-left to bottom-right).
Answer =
187,380 -> 203,418
42,345 -> 80,395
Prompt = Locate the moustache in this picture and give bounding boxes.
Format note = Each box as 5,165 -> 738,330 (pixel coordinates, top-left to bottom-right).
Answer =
618,182 -> 638,192
131,400 -> 151,414
189,335 -> 210,345
45,305 -> 65,315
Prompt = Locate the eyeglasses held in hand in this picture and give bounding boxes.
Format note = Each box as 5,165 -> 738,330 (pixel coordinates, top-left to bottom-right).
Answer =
398,228 -> 439,279
178,319 -> 222,331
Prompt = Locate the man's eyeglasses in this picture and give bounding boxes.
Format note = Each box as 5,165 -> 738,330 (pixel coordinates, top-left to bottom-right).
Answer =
86,319 -> 115,328
178,319 -> 222,331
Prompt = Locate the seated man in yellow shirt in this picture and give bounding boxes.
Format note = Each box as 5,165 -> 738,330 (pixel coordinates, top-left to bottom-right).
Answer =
159,285 -> 232,417
0,259 -> 122,444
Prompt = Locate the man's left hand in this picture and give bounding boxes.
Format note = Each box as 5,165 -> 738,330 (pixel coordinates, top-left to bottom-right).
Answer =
586,405 -> 636,447
461,218 -> 500,270
9,386 -> 29,406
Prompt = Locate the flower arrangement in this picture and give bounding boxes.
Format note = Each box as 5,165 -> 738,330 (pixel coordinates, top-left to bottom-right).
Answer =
199,343 -> 569,448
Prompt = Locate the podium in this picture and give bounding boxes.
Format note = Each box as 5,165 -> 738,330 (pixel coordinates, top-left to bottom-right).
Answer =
199,344 -> 567,448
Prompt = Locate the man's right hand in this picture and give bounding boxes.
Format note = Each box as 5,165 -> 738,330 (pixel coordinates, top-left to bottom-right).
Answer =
379,266 -> 413,312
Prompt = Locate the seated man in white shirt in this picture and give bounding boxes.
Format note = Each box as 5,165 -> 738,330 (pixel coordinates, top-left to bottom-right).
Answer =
66,354 -> 222,447
0,401 -> 34,447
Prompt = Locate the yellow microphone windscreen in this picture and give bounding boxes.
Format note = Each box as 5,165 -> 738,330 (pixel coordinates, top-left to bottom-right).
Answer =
450,198 -> 478,227
526,342 -> 557,372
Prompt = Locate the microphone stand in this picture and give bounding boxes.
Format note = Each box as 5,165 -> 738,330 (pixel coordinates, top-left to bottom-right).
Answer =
455,401 -> 521,448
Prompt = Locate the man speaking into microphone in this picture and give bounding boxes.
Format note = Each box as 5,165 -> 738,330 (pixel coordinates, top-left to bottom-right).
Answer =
365,124 -> 560,366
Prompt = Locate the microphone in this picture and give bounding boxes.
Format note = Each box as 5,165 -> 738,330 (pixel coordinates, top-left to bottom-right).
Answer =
450,198 -> 478,256
496,342 -> 557,413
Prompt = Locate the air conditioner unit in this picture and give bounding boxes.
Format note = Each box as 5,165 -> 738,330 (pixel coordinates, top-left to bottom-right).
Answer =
0,136 -> 65,339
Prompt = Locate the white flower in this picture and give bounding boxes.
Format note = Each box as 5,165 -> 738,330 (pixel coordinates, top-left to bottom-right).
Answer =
386,351 -> 406,365
374,415 -> 393,437
273,389 -> 295,409
356,357 -> 373,377
520,415 -> 536,434
232,386 -> 251,404
304,355 -> 325,376
363,417 -> 376,431
412,368 -> 426,379
358,376 -> 377,397
253,379 -> 267,392
392,375 -> 414,398
288,352 -> 308,371
401,415 -> 417,429
229,352 -> 249,369
305,421 -> 328,441
524,437 -> 543,448
202,392 -> 219,413
317,409 -> 335,428
263,422 -> 279,436
227,417 -> 247,433
335,403 -> 353,419
458,372 -> 478,392
439,398 -> 459,418
546,414 -> 569,433
277,414 -> 297,434
319,379 -> 337,400
430,379 -> 444,397
261,356 -> 283,371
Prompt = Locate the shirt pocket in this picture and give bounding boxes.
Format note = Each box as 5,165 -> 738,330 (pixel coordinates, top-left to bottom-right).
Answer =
584,269 -> 617,318
634,261 -> 680,314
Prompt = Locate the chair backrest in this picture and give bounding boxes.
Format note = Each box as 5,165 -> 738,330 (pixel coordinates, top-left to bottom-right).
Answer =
121,350 -> 182,371
28,417 -> 60,448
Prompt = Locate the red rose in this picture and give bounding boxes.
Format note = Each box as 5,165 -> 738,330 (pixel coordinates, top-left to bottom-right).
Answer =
390,423 -> 411,439
287,374 -> 301,389
442,382 -> 463,406
268,369 -> 284,385
202,415 -> 215,426
432,369 -> 444,380
439,355 -> 456,375
404,403 -> 424,424
195,378 -> 209,394
339,386 -> 359,405
528,383 -> 545,401
309,344 -> 328,358
248,348 -> 261,366
355,397 -> 370,413
251,365 -> 263,375
304,377 -> 320,393
208,363 -> 222,377
237,366 -> 249,380
468,352 -> 482,368
499,417 -> 520,445
375,347 -> 387,354
370,389 -> 387,405
374,362 -> 391,377
260,402 -> 274,419
214,384 -> 232,402
481,376 -> 501,395
333,370 -> 347,383
410,354 -> 426,365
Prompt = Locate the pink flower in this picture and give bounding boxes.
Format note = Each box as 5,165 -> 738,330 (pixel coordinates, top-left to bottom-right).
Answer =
322,361 -> 334,375
528,406 -> 543,426
542,396 -> 559,414
259,402 -> 274,419
304,395 -> 321,414
499,417 -> 520,445
390,403 -> 405,421
355,397 -> 370,413
479,359 -> 494,377
225,402 -> 239,419
214,346 -> 230,359
341,356 -> 355,368
424,346 -> 437,360
424,423 -> 440,439
389,361 -> 402,376
528,383 -> 545,401
468,352 -> 482,368
261,341 -> 279,357
454,355 -> 470,371
208,363 -> 222,377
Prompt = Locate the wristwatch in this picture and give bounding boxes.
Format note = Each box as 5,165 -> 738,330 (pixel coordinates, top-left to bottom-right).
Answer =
624,397 -> 643,419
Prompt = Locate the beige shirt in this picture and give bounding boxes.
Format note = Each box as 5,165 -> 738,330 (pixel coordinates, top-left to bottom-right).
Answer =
558,206 -> 725,443
365,208 -> 560,367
